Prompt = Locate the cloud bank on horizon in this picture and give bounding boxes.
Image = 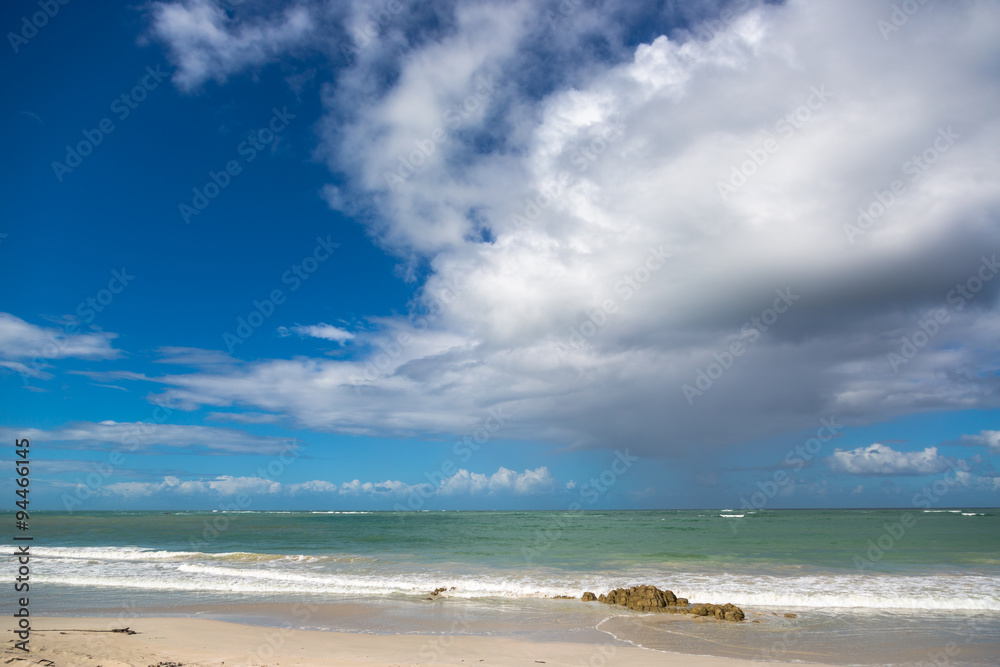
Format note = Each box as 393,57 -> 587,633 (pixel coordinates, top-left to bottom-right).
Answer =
3,0 -> 999,508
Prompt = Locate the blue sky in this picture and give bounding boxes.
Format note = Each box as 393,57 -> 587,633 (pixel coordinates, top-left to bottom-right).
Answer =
2,0 -> 998,511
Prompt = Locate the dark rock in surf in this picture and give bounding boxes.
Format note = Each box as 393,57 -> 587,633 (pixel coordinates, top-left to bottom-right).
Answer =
592,585 -> 744,621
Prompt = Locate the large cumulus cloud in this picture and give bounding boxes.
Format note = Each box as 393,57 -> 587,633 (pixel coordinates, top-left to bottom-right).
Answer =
143,0 -> 1000,456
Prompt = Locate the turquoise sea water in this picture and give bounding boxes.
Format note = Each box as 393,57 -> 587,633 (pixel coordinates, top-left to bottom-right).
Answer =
12,509 -> 1000,664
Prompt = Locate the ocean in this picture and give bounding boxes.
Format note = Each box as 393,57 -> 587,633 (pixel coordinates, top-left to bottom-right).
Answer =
16,509 -> 1000,665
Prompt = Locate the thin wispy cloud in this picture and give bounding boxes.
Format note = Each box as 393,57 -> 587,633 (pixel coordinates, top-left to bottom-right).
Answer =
278,324 -> 355,343
0,313 -> 120,363
0,422 -> 300,455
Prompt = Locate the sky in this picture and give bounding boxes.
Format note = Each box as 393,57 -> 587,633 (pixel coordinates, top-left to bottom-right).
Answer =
1,0 -> 999,511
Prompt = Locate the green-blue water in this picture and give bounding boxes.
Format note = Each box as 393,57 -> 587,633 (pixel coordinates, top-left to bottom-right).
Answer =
13,509 -> 1000,664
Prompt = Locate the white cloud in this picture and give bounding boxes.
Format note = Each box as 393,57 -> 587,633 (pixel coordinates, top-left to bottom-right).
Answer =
944,469 -> 1000,492
437,466 -> 557,495
149,0 -> 315,90
0,422 -> 299,455
104,475 -> 280,498
201,475 -> 282,495
958,430 -> 1000,454
99,467 -> 559,499
140,1 -> 1000,455
335,478 -> 418,496
0,313 -> 120,372
207,411 -> 284,425
103,480 -> 172,498
278,324 -> 355,343
155,346 -> 237,367
288,479 -> 339,494
0,360 -> 52,380
825,443 -> 957,476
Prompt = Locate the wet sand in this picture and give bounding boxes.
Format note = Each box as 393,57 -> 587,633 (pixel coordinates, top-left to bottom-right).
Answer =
3,615 -> 833,666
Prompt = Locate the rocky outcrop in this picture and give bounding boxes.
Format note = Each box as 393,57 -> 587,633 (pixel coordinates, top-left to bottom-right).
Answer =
690,602 -> 745,622
425,586 -> 456,600
603,584 -> 679,611
581,585 -> 744,621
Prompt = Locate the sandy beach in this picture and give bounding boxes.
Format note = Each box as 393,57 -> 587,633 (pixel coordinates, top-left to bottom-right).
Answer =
3,616 -> 833,667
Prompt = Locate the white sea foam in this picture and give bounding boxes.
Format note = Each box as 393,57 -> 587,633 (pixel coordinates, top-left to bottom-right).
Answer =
660,571 -> 1000,611
35,570 -> 575,599
32,548 -> 1000,612
34,569 -> 1000,611
32,546 -> 360,565
33,547 -> 202,561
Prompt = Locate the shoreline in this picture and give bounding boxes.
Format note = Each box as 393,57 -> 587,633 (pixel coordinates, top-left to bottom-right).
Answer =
17,600 -> 1000,666
22,509 -> 1000,665
2,615 -> 833,667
